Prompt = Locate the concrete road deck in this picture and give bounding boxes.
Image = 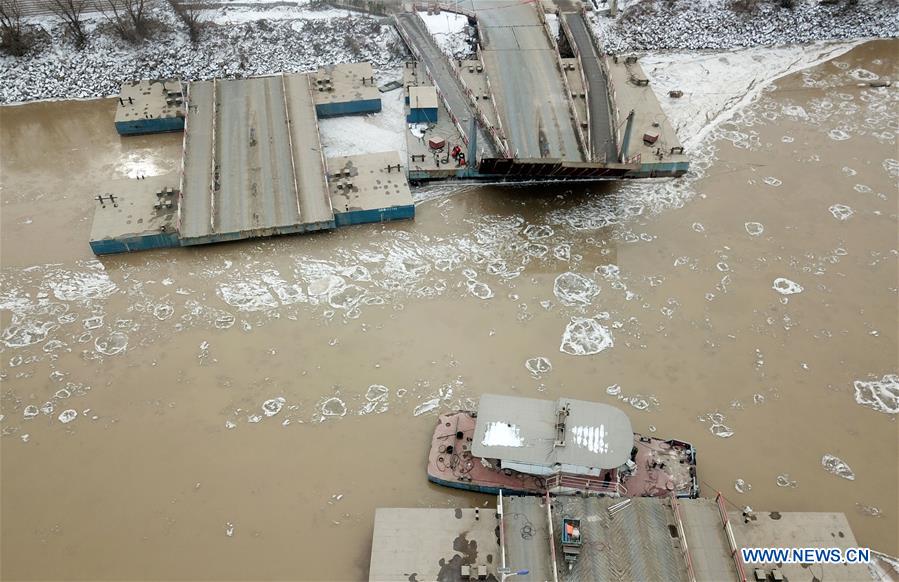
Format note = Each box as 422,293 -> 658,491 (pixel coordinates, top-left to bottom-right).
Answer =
284,74 -> 334,228
179,81 -> 214,240
679,498 -> 738,582
563,12 -> 617,162
214,76 -> 301,234
179,74 -> 334,244
464,0 -> 583,161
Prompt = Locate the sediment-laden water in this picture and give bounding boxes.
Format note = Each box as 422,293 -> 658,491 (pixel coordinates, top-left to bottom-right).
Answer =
1,40 -> 896,581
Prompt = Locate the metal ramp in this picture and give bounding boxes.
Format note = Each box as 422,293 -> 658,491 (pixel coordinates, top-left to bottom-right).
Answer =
562,12 -> 618,162
550,496 -> 691,581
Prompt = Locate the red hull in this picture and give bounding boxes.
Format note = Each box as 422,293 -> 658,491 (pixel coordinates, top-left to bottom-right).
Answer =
427,411 -> 699,498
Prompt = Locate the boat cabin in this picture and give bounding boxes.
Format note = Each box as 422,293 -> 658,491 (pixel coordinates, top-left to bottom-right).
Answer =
471,394 -> 634,486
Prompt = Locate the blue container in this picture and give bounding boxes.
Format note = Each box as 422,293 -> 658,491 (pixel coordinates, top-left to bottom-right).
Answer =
115,116 -> 185,136
406,107 -> 438,124
315,99 -> 382,118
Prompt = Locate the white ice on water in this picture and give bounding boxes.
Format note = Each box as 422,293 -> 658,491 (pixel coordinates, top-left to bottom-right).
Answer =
94,332 -> 128,356
262,397 -> 286,417
828,204 -> 855,221
413,398 -> 440,417
744,222 -> 764,237
853,375 -> 898,415
57,409 -> 77,424
359,384 -> 389,415
525,357 -> 552,378
553,272 -> 599,306
560,317 -> 614,356
772,278 -> 803,295
821,453 -> 856,480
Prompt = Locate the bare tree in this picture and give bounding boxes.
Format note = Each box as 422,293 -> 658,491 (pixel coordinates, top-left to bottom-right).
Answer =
168,0 -> 203,43
96,0 -> 148,41
46,0 -> 88,47
0,0 -> 30,55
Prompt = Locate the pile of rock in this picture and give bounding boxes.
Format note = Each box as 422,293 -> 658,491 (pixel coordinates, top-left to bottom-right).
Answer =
0,5 -> 405,103
592,0 -> 899,52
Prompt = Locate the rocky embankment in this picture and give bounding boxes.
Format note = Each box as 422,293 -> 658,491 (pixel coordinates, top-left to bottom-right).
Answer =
592,0 -> 899,52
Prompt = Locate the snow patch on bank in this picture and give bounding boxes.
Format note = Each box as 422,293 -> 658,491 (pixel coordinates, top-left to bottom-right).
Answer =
417,10 -> 472,60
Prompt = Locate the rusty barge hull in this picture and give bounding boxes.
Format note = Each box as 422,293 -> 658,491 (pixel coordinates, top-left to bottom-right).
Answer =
427,411 -> 699,499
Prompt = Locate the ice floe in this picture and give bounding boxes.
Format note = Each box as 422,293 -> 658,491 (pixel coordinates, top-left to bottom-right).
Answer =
852,374 -> 898,415
560,317 -> 614,356
821,453 -> 855,481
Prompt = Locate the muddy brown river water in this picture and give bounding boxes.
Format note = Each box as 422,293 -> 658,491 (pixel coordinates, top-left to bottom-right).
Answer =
1,40 -> 897,581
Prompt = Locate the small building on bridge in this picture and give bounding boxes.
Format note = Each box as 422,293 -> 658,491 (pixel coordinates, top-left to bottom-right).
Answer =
406,85 -> 438,124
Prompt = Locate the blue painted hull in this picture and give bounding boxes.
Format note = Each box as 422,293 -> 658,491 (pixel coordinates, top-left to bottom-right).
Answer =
427,476 -> 534,497
90,231 -> 180,254
334,205 -> 415,227
115,117 -> 184,136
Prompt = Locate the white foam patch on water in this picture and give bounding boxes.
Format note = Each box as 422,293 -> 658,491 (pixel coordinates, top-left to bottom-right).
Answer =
48,264 -> 118,302
821,453 -> 855,480
701,412 -> 734,438
525,356 -> 552,378
359,384 -> 389,415
482,421 -> 524,447
57,409 -> 77,424
849,68 -> 879,82
883,158 -> 899,178
308,274 -> 345,298
328,284 -> 366,311
829,204 -> 855,221
523,224 -> 554,240
413,398 -> 440,417
560,317 -> 614,356
772,278 -> 803,295
318,397 -> 346,420
94,332 -> 128,356
776,474 -> 798,488
465,279 -> 494,300
853,374 -> 898,415
553,272 -> 599,306
262,397 -> 285,417
217,269 -> 306,311
744,222 -> 764,236
1,320 -> 57,348
153,304 -> 174,320
622,394 -> 659,412
828,128 -> 851,141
